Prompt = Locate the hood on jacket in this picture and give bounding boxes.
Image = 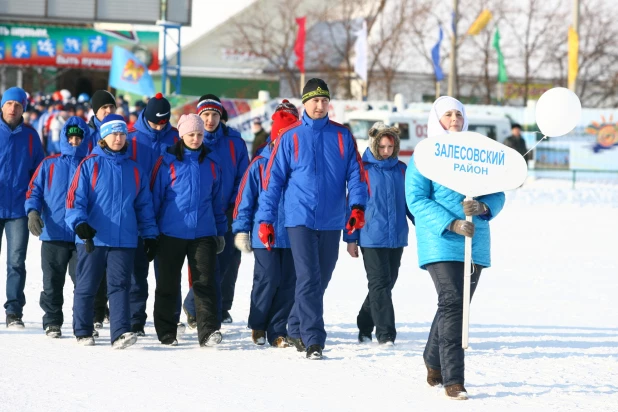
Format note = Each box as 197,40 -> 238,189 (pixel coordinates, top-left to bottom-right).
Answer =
367,121 -> 401,160
134,110 -> 171,140
362,147 -> 399,168
427,96 -> 469,138
60,116 -> 91,159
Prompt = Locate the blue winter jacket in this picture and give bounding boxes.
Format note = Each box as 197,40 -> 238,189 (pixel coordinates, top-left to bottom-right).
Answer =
405,155 -> 505,269
151,143 -> 227,239
0,117 -> 45,219
65,143 -> 159,247
25,117 -> 91,242
256,112 -> 367,230
344,148 -> 409,248
87,116 -> 102,150
232,144 -> 290,249
127,112 -> 179,174
203,124 -> 249,208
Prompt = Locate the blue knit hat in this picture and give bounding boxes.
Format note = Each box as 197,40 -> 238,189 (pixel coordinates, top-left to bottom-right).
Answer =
100,114 -> 128,138
1,87 -> 28,110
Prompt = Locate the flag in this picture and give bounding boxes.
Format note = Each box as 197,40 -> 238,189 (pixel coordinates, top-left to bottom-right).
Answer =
108,45 -> 155,96
467,10 -> 492,36
568,26 -> 579,89
294,17 -> 306,74
492,28 -> 508,83
354,20 -> 368,82
431,26 -> 444,82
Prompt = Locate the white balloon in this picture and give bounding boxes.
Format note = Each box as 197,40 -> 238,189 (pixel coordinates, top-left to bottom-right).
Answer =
535,87 -> 582,137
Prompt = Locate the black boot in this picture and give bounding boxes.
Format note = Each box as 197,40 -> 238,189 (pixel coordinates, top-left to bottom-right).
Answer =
306,344 -> 323,360
286,336 -> 306,352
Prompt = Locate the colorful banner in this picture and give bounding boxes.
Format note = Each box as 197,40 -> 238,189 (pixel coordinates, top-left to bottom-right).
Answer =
0,23 -> 159,70
504,82 -> 553,100
109,46 -> 156,97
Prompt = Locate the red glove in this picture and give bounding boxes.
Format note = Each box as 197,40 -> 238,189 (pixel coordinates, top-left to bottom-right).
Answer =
258,223 -> 275,251
346,208 -> 365,235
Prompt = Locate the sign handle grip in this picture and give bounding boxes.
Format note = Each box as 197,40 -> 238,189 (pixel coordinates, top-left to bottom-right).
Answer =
462,195 -> 473,349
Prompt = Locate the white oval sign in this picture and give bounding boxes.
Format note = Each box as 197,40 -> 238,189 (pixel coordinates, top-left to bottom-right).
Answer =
414,131 -> 528,197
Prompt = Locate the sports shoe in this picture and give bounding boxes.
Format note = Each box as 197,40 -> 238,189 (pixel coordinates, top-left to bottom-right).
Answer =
426,365 -> 443,387
286,336 -> 306,352
177,322 -> 186,335
222,310 -> 233,324
45,325 -> 62,338
103,307 -> 110,324
379,340 -> 395,346
76,336 -> 95,346
358,331 -> 372,343
131,324 -> 146,337
272,336 -> 289,348
306,344 -> 323,360
251,330 -> 266,345
93,321 -> 103,330
445,384 -> 468,400
92,328 -> 100,338
200,330 -> 223,347
112,332 -> 138,349
161,334 -> 178,346
183,305 -> 197,329
6,314 -> 24,329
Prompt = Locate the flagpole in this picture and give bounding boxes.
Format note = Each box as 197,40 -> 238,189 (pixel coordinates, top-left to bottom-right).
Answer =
300,72 -> 305,96
448,0 -> 458,97
436,82 -> 440,99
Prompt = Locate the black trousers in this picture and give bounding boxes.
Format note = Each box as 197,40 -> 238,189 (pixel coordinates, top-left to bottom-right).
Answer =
357,247 -> 403,342
154,234 -> 219,343
39,241 -> 77,328
93,273 -> 108,322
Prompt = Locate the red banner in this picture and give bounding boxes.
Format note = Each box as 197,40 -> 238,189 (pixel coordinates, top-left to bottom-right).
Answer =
294,17 -> 306,74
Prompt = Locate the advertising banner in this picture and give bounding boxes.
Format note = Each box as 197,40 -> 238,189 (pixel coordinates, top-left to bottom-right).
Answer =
0,23 -> 159,71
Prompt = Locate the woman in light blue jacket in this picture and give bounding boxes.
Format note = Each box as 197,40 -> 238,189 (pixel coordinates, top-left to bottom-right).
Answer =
405,96 -> 505,400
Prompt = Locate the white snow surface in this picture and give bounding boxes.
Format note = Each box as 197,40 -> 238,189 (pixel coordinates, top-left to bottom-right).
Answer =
1,178 -> 617,411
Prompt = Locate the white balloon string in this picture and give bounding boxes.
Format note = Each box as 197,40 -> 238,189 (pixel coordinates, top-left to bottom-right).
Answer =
523,133 -> 547,157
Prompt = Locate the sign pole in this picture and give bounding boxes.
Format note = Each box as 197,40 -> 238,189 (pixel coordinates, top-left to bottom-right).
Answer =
462,195 -> 473,349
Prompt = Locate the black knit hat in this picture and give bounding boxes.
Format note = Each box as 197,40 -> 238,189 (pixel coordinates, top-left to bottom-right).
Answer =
91,90 -> 116,114
302,78 -> 330,103
144,92 -> 171,124
221,106 -> 228,122
196,94 -> 223,116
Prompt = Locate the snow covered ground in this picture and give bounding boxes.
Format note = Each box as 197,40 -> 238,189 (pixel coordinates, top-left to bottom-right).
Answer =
1,177 -> 617,411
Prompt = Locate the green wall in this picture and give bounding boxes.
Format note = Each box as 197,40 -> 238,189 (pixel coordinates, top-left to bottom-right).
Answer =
154,76 -> 279,99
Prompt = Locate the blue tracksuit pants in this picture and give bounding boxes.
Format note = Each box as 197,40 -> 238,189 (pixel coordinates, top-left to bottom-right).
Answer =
286,227 -> 340,349
73,245 -> 135,343
249,248 -> 296,345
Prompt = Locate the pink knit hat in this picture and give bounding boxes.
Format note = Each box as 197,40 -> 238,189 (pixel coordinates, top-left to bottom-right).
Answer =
177,114 -> 204,137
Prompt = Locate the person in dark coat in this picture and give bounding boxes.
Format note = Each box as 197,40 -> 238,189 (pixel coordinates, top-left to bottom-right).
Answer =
25,117 -> 90,337
151,114 -> 227,347
65,114 -> 159,348
344,122 -> 411,346
251,117 -> 268,159
503,123 -> 532,164
406,96 -> 505,399
255,79 -> 368,360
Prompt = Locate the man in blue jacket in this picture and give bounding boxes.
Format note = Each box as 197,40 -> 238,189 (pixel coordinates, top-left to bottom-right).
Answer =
183,94 -> 249,326
25,117 -> 90,337
126,92 -> 180,336
65,114 -> 159,348
256,79 -> 368,359
0,87 -> 45,328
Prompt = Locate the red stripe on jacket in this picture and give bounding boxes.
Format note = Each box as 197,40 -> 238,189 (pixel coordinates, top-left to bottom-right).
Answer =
365,169 -> 371,197
229,140 -> 236,167
29,134 -> 33,157
233,155 -> 263,220
26,154 -> 61,199
293,133 -> 299,161
48,163 -> 55,190
133,167 -> 140,196
150,156 -> 164,191
338,131 -> 344,158
210,162 -> 217,180
91,162 -> 99,191
169,163 -> 176,187
66,154 -> 98,209
263,137 -> 283,191
131,136 -> 137,161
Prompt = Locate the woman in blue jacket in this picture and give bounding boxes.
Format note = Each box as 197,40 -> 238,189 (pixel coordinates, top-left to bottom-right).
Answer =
344,122 -> 409,345
65,114 -> 159,349
151,114 -> 227,347
232,106 -> 299,348
405,96 -> 505,400
25,116 -> 90,338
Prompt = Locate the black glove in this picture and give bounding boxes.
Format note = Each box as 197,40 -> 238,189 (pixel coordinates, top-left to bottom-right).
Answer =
449,220 -> 475,237
75,223 -> 96,240
216,236 -> 226,254
84,239 -> 95,254
144,237 -> 159,262
27,210 -> 44,237
463,200 -> 488,216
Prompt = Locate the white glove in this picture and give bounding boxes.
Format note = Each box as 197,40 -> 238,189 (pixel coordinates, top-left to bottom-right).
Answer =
234,232 -> 253,253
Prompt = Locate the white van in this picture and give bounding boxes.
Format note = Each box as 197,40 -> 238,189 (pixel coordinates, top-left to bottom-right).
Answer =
346,109 -> 512,163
